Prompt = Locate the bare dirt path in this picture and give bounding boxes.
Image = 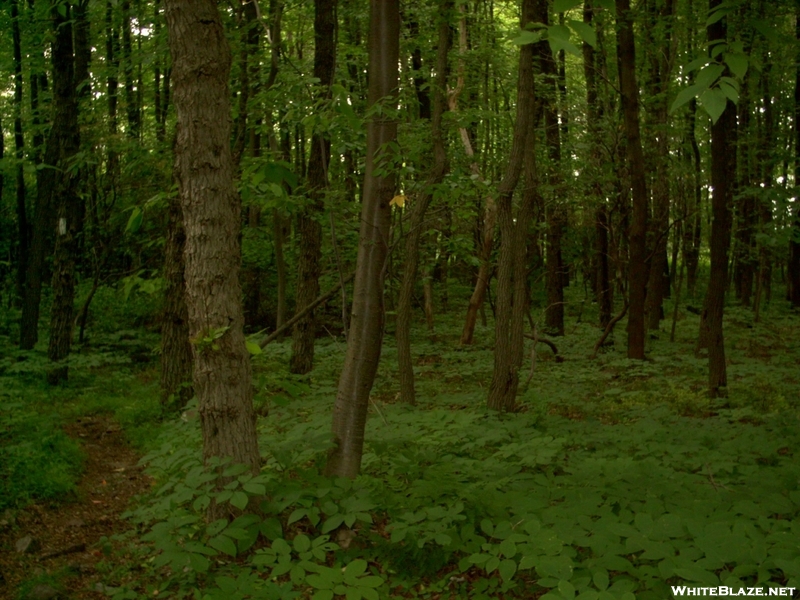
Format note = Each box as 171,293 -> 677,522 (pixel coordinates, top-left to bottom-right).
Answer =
0,415 -> 152,599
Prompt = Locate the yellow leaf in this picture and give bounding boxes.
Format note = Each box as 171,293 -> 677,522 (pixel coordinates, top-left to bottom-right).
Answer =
389,194 -> 406,208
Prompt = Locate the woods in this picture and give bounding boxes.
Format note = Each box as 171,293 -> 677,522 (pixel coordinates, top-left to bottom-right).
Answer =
1,0 -> 800,596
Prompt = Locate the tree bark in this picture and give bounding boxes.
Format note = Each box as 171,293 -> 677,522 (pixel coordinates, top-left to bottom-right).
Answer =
616,0 -> 649,359
396,0 -> 451,406
487,0 -> 537,412
160,195 -> 193,412
46,0 -> 83,384
12,0 -> 29,307
326,0 -> 399,479
290,0 -> 338,374
702,0 -> 735,397
164,0 -> 260,476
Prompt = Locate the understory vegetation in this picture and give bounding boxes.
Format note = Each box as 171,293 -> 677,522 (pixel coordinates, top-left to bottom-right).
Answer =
2,285 -> 798,599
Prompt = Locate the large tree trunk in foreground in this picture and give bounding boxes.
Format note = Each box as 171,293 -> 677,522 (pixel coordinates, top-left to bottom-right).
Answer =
290,0 -> 338,374
616,0 -> 649,359
396,0 -> 451,405
164,0 -> 260,476
12,0 -> 28,306
46,2 -> 83,384
487,0 -> 536,412
701,0 -> 734,397
326,0 -> 399,479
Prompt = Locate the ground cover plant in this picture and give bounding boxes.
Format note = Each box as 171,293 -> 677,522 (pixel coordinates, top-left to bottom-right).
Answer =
3,290 -> 784,600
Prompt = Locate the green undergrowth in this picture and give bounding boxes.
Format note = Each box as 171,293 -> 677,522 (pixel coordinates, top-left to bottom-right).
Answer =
0,327 -> 163,511
101,298 -> 800,600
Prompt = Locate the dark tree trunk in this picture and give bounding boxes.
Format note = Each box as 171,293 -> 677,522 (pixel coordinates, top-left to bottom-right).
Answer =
46,1 -> 83,384
121,0 -> 140,139
487,0 -> 537,412
702,0 -> 735,397
290,0 -> 338,374
616,0 -> 649,359
326,0 -> 399,479
164,0 -> 260,477
12,0 -> 29,306
160,196 -> 193,412
792,8 -> 800,308
396,0 -> 451,405
685,98 -> 702,298
643,0 -> 675,331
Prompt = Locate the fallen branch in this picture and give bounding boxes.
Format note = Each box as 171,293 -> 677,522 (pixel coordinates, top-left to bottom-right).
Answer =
590,298 -> 629,359
523,332 -> 560,357
39,543 -> 86,561
258,271 -> 355,349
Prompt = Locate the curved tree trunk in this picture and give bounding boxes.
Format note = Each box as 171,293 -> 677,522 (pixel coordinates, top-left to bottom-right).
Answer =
487,0 -> 537,412
326,0 -> 399,479
164,0 -> 260,477
396,0 -> 451,405
791,8 -> 800,308
290,0 -> 337,374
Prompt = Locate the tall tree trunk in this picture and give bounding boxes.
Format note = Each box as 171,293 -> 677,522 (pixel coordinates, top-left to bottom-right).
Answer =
326,0 -> 399,479
12,0 -> 29,306
685,98 -> 702,298
487,0 -> 537,412
538,0 -> 566,336
164,0 -> 260,477
616,0 -> 649,359
121,0 -> 140,139
160,195 -> 193,412
643,0 -> 676,330
290,0 -> 338,374
46,0 -> 83,384
396,0 -> 451,405
702,0 -> 735,397
791,7 -> 800,308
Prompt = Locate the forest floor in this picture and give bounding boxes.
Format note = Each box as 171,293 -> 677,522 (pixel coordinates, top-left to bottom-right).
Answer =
0,414 -> 152,599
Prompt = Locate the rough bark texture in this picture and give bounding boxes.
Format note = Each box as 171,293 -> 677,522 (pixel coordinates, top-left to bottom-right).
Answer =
685,98 -> 702,298
290,0 -> 337,374
164,0 -> 260,474
160,196 -> 193,412
486,0 -> 537,412
616,0 -> 649,359
46,2 -> 82,383
396,0 -> 451,405
326,0 -> 399,479
702,0 -> 734,397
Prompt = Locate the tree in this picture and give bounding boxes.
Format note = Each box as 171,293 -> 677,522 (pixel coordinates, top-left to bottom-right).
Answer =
290,0 -> 338,375
701,0 -> 735,397
396,0 -> 451,405
163,0 -> 260,475
616,0 -> 649,360
487,0 -> 537,412
326,0 -> 400,479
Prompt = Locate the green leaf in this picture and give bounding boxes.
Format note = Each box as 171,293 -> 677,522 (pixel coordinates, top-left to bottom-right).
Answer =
294,534 -> 311,553
288,508 -> 306,525
512,29 -> 544,46
699,87 -> 728,124
307,574 -> 334,590
358,576 -> 384,588
568,19 -> 596,48
230,491 -> 249,510
322,514 -> 346,534
126,207 -> 143,234
718,80 -> 739,104
209,535 -> 237,557
554,0 -> 581,11
206,518 -> 228,537
245,341 -> 262,356
499,559 -> 517,581
670,84 -> 704,114
559,579 -> 576,599
261,518 -> 283,541
724,53 -> 748,79
344,559 -> 368,580
312,591 -> 334,600
695,63 -> 725,88
346,588 -> 362,600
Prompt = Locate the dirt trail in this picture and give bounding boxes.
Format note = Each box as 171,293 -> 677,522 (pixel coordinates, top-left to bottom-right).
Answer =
0,415 -> 152,599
